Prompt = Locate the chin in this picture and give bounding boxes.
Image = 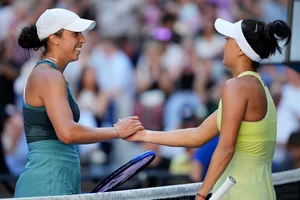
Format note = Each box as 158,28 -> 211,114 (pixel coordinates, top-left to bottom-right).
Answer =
73,55 -> 80,61
222,60 -> 230,69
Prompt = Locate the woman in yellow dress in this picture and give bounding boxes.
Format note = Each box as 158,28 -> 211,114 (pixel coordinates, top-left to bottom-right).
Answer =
124,18 -> 291,199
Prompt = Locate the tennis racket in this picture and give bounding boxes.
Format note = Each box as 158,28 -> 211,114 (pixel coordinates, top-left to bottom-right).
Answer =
210,176 -> 236,200
91,150 -> 156,193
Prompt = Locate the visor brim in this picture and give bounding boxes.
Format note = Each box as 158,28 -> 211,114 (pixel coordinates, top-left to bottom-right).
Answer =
214,18 -> 235,38
64,18 -> 96,32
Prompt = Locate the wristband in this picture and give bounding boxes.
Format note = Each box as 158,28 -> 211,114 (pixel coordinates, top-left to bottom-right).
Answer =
196,193 -> 206,199
115,127 -> 121,139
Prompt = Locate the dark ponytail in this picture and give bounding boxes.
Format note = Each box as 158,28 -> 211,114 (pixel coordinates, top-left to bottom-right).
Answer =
18,24 -> 46,51
264,20 -> 291,55
242,19 -> 291,63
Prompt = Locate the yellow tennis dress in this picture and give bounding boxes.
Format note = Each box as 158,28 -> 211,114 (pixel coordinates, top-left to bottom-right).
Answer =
213,71 -> 276,199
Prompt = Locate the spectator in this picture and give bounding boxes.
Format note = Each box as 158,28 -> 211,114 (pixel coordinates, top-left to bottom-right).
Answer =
0,105 -> 10,175
169,104 -> 202,175
190,136 -> 219,182
76,67 -> 110,165
134,41 -> 170,131
278,130 -> 300,171
276,68 -> 300,164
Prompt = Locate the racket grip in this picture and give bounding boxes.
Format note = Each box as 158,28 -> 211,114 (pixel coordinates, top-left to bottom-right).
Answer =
210,176 -> 236,200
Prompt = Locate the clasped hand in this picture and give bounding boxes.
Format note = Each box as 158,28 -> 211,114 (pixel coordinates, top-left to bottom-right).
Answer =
114,116 -> 144,139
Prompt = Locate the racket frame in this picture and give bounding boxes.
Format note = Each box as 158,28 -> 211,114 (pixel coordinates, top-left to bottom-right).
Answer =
91,150 -> 156,193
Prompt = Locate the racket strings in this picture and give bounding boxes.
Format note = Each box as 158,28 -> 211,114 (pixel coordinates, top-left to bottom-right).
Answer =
97,155 -> 154,192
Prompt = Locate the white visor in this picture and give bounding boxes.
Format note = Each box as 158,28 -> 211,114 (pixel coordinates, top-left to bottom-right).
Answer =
214,18 -> 262,62
36,8 -> 96,41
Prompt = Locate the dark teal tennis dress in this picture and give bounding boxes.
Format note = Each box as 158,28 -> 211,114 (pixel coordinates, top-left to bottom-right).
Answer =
15,60 -> 81,197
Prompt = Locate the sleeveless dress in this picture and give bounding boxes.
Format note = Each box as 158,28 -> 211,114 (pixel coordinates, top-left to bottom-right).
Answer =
212,71 -> 277,200
14,60 -> 81,197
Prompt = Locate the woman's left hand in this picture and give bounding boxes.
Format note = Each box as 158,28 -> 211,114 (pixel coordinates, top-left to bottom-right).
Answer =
114,116 -> 144,138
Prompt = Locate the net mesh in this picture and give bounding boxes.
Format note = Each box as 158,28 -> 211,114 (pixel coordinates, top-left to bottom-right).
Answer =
7,168 -> 300,200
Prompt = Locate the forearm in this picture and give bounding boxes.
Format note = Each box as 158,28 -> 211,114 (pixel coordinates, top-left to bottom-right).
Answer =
142,128 -> 204,148
138,111 -> 219,148
60,122 -> 119,144
197,146 -> 235,197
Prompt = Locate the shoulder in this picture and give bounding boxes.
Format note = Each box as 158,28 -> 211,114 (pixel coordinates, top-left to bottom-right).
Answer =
222,76 -> 256,102
223,77 -> 249,95
30,64 -> 65,88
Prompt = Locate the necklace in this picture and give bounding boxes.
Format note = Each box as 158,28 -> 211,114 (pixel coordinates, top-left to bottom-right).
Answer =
46,57 -> 58,62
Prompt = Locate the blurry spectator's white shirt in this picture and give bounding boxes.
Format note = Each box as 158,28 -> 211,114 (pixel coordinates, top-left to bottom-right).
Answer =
277,84 -> 300,144
0,5 -> 14,40
90,47 -> 135,96
195,34 -> 225,60
95,0 -> 143,37
161,43 -> 186,81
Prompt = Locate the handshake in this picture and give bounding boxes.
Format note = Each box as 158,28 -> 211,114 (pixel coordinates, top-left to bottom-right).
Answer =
113,116 -> 145,141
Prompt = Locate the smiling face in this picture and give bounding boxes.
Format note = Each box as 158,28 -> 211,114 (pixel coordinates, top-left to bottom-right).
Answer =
55,30 -> 86,63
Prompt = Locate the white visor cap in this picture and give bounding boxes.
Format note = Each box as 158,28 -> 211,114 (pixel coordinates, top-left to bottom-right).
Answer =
214,18 -> 262,62
36,8 -> 96,41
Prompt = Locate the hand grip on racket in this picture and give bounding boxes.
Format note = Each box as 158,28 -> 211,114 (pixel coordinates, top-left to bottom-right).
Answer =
91,150 -> 156,193
210,176 -> 236,200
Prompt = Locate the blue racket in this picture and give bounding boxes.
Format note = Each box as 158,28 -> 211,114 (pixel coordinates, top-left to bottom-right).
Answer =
91,150 -> 156,193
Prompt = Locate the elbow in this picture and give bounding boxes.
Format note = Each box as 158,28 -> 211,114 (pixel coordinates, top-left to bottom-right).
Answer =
219,146 -> 235,159
193,140 -> 205,148
57,123 -> 77,144
191,128 -> 207,148
60,136 -> 73,145
58,133 -> 74,144
223,146 -> 235,153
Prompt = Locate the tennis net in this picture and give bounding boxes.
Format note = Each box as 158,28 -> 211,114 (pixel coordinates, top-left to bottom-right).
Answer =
6,168 -> 300,200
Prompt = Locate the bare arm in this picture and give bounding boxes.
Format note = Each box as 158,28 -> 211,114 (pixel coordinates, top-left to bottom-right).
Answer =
33,68 -> 143,144
196,78 -> 247,198
125,110 -> 219,148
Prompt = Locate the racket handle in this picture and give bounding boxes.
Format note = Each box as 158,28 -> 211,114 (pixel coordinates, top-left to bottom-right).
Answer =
210,176 -> 236,200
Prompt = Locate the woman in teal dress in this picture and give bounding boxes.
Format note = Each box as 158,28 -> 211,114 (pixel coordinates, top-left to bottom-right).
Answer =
15,8 -> 143,197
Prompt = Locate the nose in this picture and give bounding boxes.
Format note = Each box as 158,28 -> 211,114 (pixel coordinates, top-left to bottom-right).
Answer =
79,33 -> 86,43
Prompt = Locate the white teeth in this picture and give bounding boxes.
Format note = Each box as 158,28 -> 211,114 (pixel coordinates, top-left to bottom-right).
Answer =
76,48 -> 81,51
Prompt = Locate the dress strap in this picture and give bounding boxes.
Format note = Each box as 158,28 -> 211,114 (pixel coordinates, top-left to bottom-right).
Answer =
237,71 -> 260,78
24,59 -> 60,104
36,59 -> 60,70
237,71 -> 267,87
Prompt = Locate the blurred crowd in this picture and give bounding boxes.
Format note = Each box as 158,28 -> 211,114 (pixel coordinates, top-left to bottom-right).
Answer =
1,0 -> 299,185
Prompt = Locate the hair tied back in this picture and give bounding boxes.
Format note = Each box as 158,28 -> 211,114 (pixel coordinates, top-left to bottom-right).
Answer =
274,33 -> 282,40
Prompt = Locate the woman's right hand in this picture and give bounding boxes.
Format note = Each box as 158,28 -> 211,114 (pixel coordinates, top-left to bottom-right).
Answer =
123,129 -> 147,142
114,116 -> 144,139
